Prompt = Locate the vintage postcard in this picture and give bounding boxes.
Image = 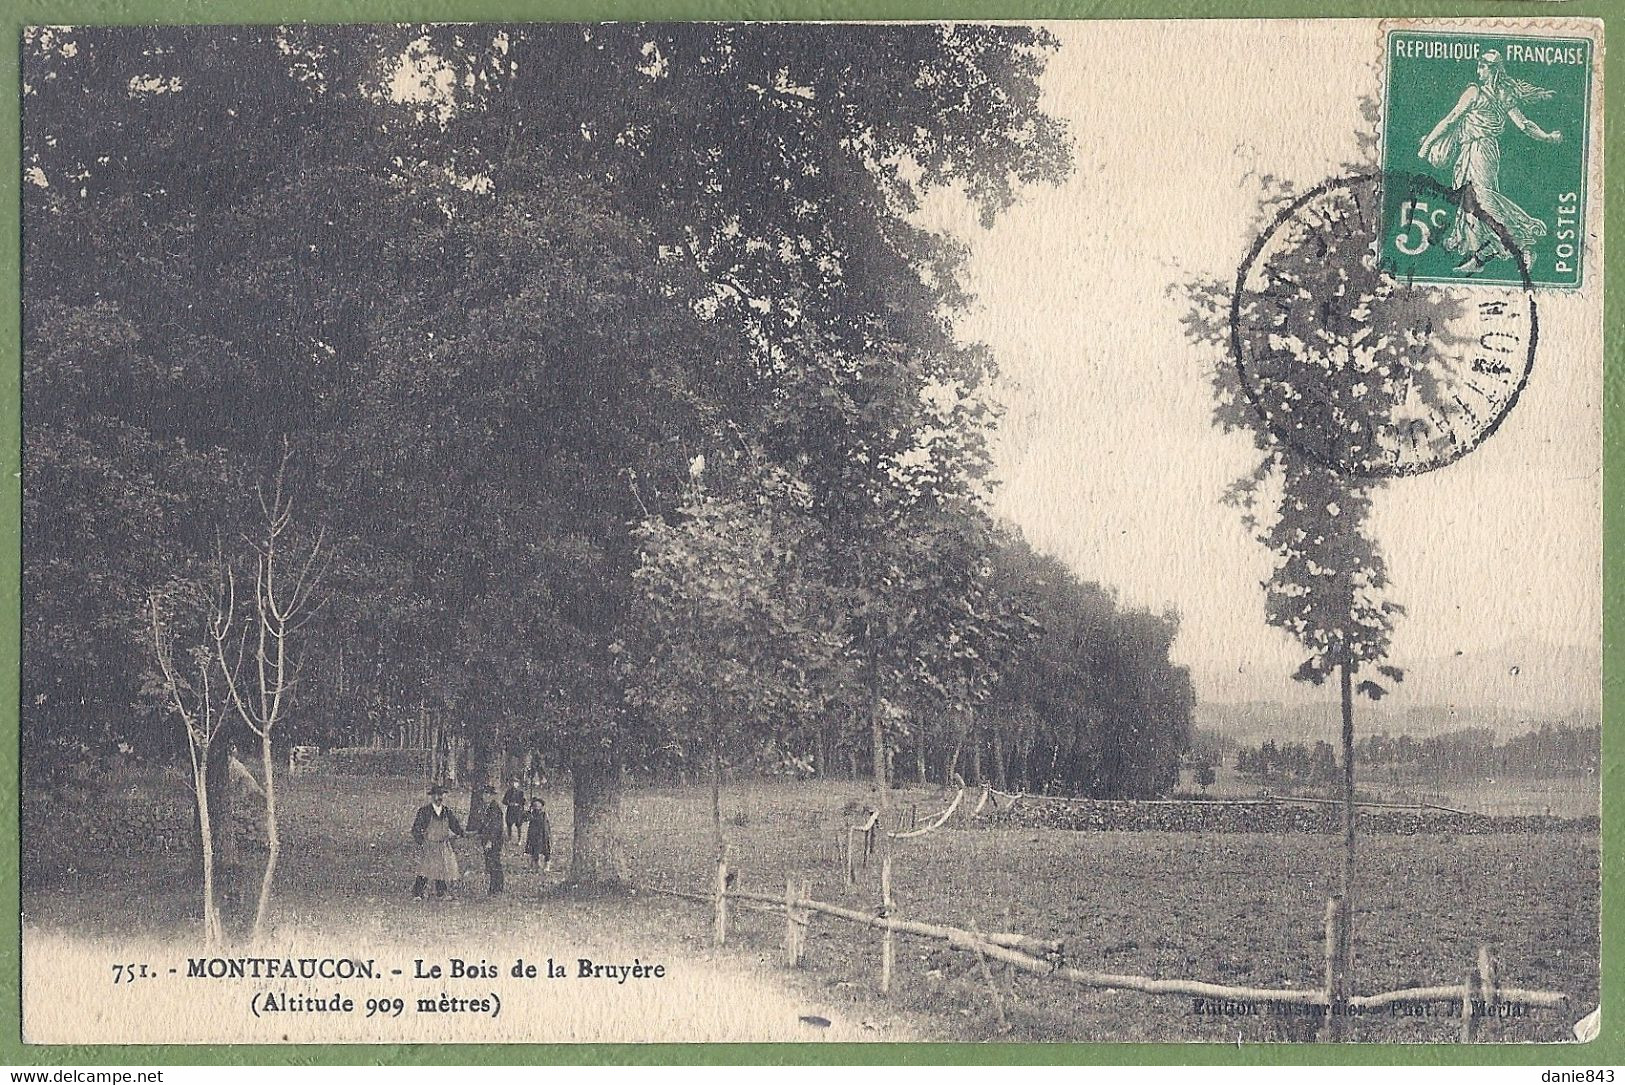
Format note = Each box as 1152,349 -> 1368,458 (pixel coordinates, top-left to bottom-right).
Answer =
17,17 -> 1603,1047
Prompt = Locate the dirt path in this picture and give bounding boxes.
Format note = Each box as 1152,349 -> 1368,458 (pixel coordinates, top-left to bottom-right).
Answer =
22,871 -> 923,1044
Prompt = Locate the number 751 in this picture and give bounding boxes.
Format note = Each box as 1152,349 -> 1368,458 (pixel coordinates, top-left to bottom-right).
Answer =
1393,199 -> 1451,255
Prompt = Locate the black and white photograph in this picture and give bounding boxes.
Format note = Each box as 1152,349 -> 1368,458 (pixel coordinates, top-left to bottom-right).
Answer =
18,18 -> 1603,1045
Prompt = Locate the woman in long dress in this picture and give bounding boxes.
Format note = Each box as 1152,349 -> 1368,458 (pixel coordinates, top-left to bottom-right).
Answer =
411,784 -> 464,899
1417,50 -> 1563,274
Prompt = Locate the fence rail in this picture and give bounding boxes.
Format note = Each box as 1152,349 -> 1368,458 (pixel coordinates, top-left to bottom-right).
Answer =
638,861 -> 1575,1043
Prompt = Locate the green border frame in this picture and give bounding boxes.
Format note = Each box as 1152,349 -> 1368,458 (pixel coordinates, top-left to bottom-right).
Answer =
0,0 -> 1617,1068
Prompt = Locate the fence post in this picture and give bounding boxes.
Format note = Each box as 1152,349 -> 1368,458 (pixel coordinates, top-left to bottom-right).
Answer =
799,876 -> 812,964
1460,955 -> 1481,1043
968,917 -> 1009,1033
1468,945 -> 1497,1042
1321,897 -> 1340,1042
879,855 -> 895,996
784,875 -> 800,967
713,859 -> 729,947
784,875 -> 811,969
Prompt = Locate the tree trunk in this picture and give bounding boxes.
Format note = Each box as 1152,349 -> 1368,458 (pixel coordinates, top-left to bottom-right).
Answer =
204,734 -> 240,925
189,753 -> 223,946
1328,659 -> 1357,1041
710,745 -> 725,864
915,735 -> 927,785
869,659 -> 895,996
991,726 -> 1007,790
466,730 -> 499,834
570,751 -> 625,884
252,729 -> 279,942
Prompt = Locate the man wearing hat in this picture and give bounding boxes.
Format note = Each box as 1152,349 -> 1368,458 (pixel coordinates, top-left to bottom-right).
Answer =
476,784 -> 507,895
410,783 -> 464,900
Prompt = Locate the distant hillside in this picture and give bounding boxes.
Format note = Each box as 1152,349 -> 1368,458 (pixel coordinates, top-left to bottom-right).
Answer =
1194,700 -> 1600,747
1194,640 -> 1600,744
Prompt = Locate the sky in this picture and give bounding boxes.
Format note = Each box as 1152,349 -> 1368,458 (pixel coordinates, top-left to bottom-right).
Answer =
917,21 -> 1603,704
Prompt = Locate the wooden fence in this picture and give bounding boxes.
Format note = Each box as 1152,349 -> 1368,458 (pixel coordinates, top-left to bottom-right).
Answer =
638,860 -> 1573,1043
832,783 -> 969,882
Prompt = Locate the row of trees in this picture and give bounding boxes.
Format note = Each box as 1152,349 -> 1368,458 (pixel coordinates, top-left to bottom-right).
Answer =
24,24 -> 1191,930
1354,724 -> 1600,779
1234,739 -> 1340,784
627,519 -> 1193,801
1224,723 -> 1600,789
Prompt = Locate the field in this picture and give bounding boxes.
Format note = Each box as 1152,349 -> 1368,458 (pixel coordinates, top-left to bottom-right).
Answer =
1181,762 -> 1599,818
22,773 -> 1599,1044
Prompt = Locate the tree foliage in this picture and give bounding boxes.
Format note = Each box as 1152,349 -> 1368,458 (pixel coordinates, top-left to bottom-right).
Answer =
22,25 -> 1191,885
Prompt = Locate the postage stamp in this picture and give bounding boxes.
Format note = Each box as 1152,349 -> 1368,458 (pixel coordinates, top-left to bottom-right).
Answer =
1381,29 -> 1595,289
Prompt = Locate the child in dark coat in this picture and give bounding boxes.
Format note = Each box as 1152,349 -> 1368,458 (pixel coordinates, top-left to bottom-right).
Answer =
523,797 -> 551,872
503,779 -> 526,841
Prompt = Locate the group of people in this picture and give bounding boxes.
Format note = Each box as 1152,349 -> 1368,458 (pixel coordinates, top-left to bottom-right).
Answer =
409,778 -> 553,900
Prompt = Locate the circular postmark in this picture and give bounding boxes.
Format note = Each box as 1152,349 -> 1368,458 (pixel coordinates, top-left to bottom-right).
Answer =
1230,171 -> 1536,479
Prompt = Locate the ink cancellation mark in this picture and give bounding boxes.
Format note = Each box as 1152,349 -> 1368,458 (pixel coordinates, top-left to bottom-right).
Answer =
1230,172 -> 1534,479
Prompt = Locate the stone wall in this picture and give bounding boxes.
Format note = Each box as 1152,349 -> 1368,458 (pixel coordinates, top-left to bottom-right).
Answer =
22,773 -> 264,884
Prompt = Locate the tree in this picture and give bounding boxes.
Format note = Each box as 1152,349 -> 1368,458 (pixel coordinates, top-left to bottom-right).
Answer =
1194,762 -> 1217,793
1173,159 -> 1491,1034
147,582 -> 232,945
213,446 -> 329,941
22,24 -> 1072,888
624,456 -> 842,865
1311,740 -> 1338,784
393,24 -> 1071,879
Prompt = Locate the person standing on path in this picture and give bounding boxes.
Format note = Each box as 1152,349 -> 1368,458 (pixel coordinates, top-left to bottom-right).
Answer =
477,784 -> 506,895
411,783 -> 464,900
523,796 -> 552,873
503,778 -> 527,841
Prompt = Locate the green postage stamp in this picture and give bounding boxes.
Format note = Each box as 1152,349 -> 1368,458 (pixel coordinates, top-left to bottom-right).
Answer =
1382,29 -> 1594,288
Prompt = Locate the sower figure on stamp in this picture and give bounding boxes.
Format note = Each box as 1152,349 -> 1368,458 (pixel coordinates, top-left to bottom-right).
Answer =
477,784 -> 506,895
503,777 -> 526,841
1418,50 -> 1562,274
411,783 -> 463,901
523,796 -> 551,873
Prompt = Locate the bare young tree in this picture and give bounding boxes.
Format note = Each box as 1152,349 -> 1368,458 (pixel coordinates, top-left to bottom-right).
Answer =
214,443 -> 328,942
148,585 -> 231,947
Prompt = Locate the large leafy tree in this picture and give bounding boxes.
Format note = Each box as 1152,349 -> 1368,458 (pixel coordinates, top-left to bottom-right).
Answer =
385,23 -> 1072,877
23,24 -> 1072,889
